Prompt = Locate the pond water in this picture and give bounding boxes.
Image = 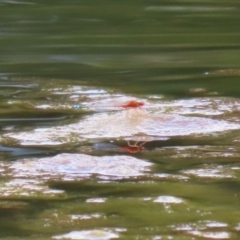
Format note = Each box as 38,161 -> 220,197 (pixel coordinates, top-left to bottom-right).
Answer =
1,0 -> 240,239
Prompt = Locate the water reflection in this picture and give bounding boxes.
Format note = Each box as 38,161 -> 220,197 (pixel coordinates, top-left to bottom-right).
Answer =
9,153 -> 152,180
145,6 -> 235,12
53,229 -> 120,240
172,221 -> 231,239
1,0 -> 240,238
1,82 -> 240,147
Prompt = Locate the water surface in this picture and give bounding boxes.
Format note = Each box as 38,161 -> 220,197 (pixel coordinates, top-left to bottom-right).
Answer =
1,0 -> 240,239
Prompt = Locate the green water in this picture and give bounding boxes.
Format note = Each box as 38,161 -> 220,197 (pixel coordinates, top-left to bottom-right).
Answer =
1,0 -> 240,239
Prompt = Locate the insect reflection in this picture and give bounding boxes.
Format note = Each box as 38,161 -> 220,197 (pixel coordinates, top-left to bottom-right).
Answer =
119,141 -> 146,153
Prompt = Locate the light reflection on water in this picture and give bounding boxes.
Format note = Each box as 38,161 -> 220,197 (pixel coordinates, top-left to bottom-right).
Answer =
0,81 -> 240,239
1,0 -> 240,239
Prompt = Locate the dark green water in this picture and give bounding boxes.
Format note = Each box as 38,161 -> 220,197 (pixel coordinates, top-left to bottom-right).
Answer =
1,0 -> 240,239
